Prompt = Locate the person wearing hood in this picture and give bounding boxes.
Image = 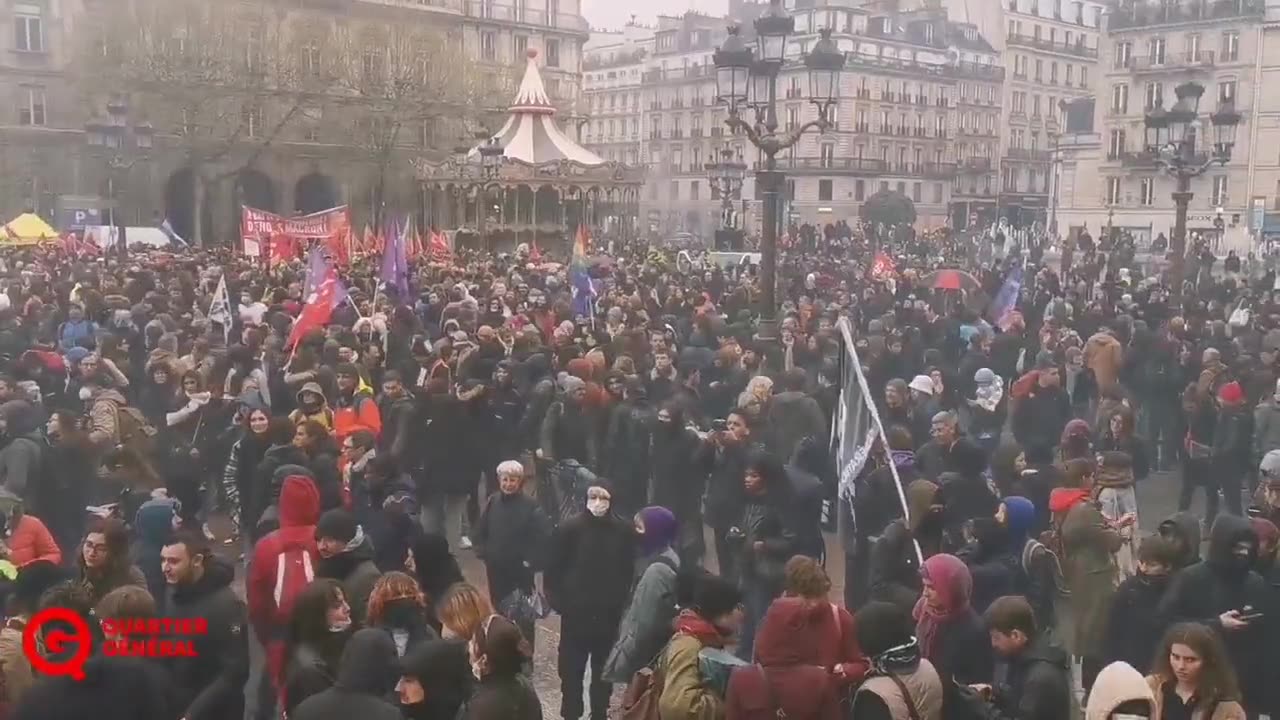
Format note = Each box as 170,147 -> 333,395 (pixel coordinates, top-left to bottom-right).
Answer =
1157,511 -> 1204,570
290,381 -> 334,431
0,489 -> 57,569
1085,328 -> 1124,394
766,368 -> 826,463
546,476 -> 635,720
131,495 -> 178,602
333,362 -> 382,445
957,513 -> 1023,616
160,529 -> 249,720
975,595 -> 1072,720
406,532 -> 464,633
650,401 -> 705,564
1156,515 -> 1270,713
603,376 -> 656,518
0,399 -> 43,499
969,368 -> 1007,458
248,474 -> 321,700
1000,496 -> 1063,634
603,506 -> 681,683
1084,662 -> 1155,720
395,638 -> 472,720
316,509 -> 381,626
291,628 -> 402,720
854,427 -> 921,567
658,572 -> 744,720
725,596 -> 843,720
1105,535 -> 1180,674
1054,457 -> 1121,690
914,553 -> 993,685
850,600 -> 944,720
539,372 -> 599,470
472,460 -> 549,649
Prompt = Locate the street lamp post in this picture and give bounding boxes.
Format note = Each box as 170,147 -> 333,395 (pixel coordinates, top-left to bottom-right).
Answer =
705,145 -> 747,250
85,98 -> 153,260
1142,81 -> 1240,304
713,1 -> 844,338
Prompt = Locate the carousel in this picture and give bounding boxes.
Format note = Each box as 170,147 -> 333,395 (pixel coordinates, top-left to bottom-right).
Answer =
414,48 -> 645,252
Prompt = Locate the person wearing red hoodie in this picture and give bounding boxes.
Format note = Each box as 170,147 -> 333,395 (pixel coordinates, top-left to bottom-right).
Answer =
247,474 -> 321,717
725,597 -> 843,720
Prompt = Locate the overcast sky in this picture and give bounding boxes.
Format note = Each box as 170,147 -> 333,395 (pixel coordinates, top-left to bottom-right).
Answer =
581,0 -> 728,31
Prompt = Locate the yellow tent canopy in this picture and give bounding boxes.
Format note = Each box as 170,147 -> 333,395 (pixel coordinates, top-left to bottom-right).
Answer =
0,213 -> 57,245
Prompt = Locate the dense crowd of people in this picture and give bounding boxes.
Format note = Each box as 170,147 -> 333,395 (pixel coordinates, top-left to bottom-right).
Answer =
0,220 -> 1274,720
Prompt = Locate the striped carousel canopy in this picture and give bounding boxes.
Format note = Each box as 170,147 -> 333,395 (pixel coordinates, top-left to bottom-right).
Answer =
478,48 -> 603,167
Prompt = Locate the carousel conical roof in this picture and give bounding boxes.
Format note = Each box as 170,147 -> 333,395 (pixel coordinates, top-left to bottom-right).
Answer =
479,48 -> 603,167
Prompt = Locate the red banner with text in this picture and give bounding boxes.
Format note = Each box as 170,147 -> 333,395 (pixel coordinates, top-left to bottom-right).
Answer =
241,205 -> 352,266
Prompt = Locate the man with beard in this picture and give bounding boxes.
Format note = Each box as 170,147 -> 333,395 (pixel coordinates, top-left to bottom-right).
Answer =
161,530 -> 248,720
539,374 -> 597,470
1012,358 -> 1071,464
333,363 -> 381,446
1157,515 -> 1271,714
375,370 -> 416,470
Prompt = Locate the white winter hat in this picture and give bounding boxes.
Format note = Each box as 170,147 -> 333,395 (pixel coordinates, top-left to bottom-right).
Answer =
908,375 -> 934,395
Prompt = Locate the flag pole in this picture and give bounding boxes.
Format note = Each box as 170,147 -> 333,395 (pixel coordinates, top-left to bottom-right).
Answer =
837,316 -> 922,564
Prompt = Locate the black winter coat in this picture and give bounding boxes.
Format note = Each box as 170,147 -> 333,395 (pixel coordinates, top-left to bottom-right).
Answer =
986,640 -> 1073,720
12,655 -> 178,720
1104,573 -> 1170,674
545,511 -> 636,641
473,490 -> 550,601
929,607 -> 993,685
1157,515 -> 1270,710
163,557 -> 249,720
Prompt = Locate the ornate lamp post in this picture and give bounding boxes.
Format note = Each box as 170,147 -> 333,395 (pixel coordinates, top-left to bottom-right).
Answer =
705,146 -> 747,250
713,0 -> 844,338
1142,81 -> 1240,303
85,97 -> 153,259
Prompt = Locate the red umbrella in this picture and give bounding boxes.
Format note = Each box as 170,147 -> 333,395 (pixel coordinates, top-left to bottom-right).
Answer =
921,268 -> 980,292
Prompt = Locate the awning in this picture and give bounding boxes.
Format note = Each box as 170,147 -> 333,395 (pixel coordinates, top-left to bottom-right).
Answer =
0,213 -> 58,245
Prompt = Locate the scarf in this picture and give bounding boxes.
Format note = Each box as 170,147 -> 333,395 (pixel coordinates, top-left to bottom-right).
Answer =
872,638 -> 923,676
673,609 -> 725,649
913,554 -> 972,659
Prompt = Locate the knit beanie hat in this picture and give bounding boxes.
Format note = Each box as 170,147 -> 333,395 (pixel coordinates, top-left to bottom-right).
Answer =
316,509 -> 358,544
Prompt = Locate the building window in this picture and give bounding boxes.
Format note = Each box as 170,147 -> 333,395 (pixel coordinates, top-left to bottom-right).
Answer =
690,181 -> 700,201
514,35 -> 528,59
1212,175 -> 1228,206
855,179 -> 865,201
912,182 -> 922,202
1148,37 -> 1166,65
481,32 -> 496,61
419,118 -> 435,147
1218,80 -> 1237,105
932,183 -> 942,203
1106,177 -> 1121,205
1050,63 -> 1058,84
17,86 -> 44,126
1111,84 -> 1128,114
1221,31 -> 1239,62
670,181 -> 679,200
896,181 -> 906,195
1186,33 -> 1200,58
546,40 -> 561,68
1113,41 -> 1131,69
820,143 -> 835,168
1145,82 -> 1163,110
243,105 -> 262,138
1140,177 -> 1154,206
1034,59 -> 1043,81
1108,129 -> 1126,158
818,179 -> 833,202
787,105 -> 799,130
13,5 -> 43,53
1080,66 -> 1088,88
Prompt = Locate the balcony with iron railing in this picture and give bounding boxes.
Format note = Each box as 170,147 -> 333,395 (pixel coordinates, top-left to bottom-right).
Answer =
641,65 -> 712,83
1118,149 -> 1209,167
962,157 -> 993,172
1128,50 -> 1215,72
1006,33 -> 1099,59
464,0 -> 590,32
1108,0 -> 1264,30
758,157 -> 889,174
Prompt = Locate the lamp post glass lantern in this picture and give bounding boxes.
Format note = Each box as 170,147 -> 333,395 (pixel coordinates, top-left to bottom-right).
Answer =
713,3 -> 845,338
85,97 -> 151,258
1142,79 -> 1240,303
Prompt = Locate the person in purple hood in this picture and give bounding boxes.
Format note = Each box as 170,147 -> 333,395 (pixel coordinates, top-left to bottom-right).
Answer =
602,506 -> 681,683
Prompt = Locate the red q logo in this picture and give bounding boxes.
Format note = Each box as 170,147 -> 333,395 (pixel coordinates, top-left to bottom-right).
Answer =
21,607 -> 93,681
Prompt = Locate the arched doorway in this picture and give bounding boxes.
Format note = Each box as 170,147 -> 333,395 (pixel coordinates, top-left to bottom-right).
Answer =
234,169 -> 277,246
163,168 -> 212,244
294,172 -> 338,214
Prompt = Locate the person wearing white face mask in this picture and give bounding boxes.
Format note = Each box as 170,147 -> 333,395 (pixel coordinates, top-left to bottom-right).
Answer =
463,614 -> 541,720
545,478 -> 635,720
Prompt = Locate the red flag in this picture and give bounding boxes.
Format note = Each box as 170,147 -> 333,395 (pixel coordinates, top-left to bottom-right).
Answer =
361,225 -> 375,254
325,227 -> 351,267
81,229 -> 101,255
269,232 -> 296,266
529,239 -> 542,264
428,231 -> 451,261
287,268 -> 340,348
870,251 -> 897,280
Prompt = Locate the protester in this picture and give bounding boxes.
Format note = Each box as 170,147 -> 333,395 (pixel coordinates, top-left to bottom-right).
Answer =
1104,535 -> 1180,674
603,505 -> 681,683
850,600 -> 944,720
724,596 -> 843,720
282,578 -> 353,715
366,570 -> 437,658
658,573 -> 744,719
396,639 -> 472,720
977,595 -> 1072,720
914,553 -> 992,685
77,517 -> 145,604
291,628 -> 402,720
1145,623 -> 1247,720
1084,662 -> 1155,720
315,508 -> 380,625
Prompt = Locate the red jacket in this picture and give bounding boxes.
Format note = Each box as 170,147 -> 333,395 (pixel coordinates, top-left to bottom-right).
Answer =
8,515 -> 60,567
333,391 -> 381,445
247,475 -> 320,642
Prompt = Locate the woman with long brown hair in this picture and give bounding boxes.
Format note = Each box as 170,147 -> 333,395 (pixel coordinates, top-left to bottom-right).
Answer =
436,582 -> 495,642
366,571 -> 434,658
1146,622 -> 1245,720
76,517 -> 145,604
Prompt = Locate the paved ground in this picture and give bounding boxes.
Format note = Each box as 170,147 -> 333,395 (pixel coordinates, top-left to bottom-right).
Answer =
227,466 -> 1204,719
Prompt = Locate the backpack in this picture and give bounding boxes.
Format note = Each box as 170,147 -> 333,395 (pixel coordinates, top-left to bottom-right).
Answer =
270,547 -> 315,625
111,402 -> 159,458
1038,508 -> 1069,560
